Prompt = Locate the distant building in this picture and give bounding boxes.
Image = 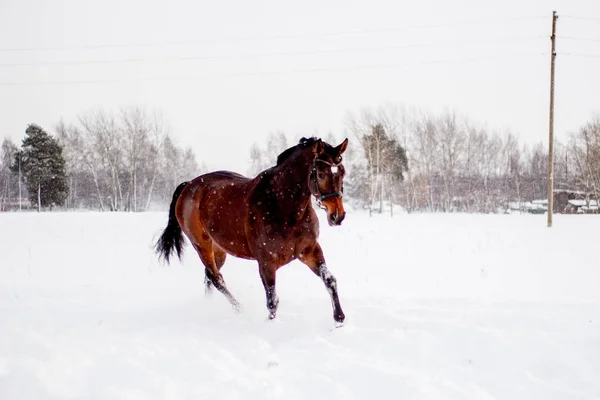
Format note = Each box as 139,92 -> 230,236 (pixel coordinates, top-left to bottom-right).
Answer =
564,199 -> 599,214
508,190 -> 600,214
553,189 -> 589,214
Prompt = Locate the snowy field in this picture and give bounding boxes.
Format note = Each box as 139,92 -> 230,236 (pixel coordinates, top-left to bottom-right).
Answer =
1,209 -> 599,399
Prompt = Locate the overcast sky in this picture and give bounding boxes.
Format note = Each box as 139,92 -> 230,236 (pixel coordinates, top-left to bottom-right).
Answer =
1,0 -> 599,173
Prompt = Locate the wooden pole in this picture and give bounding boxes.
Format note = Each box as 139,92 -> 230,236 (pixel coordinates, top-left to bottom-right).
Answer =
18,152 -> 22,211
548,10 -> 558,227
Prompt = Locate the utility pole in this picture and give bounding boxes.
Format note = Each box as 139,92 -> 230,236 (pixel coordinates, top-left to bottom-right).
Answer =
547,10 -> 558,227
18,151 -> 22,211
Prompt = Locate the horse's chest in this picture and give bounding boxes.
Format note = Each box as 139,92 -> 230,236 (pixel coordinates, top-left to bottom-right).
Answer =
262,219 -> 316,239
261,222 -> 317,259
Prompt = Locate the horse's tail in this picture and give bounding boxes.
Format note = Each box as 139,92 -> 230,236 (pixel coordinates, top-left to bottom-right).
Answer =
155,181 -> 189,264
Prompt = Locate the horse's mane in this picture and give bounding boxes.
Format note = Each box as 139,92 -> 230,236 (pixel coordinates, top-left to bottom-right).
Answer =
276,137 -> 320,166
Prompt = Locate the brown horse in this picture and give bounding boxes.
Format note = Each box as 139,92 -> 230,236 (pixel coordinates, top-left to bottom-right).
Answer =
155,137 -> 349,323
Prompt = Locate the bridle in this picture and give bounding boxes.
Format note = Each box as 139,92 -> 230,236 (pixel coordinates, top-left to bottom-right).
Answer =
310,157 -> 344,209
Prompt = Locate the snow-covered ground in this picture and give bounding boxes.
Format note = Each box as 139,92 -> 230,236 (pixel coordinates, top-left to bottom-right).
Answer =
1,210 -> 599,399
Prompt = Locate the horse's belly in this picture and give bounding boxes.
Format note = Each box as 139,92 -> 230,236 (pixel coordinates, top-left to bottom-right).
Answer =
213,239 -> 254,260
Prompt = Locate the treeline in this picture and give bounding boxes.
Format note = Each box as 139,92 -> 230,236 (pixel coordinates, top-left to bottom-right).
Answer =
344,105 -> 600,213
4,103 -> 598,214
0,106 -> 202,211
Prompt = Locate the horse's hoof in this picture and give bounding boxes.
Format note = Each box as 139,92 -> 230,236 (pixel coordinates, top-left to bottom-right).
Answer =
268,312 -> 277,320
334,311 -> 345,324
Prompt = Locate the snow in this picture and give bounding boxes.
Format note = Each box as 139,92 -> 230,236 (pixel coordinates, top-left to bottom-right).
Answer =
1,210 -> 599,399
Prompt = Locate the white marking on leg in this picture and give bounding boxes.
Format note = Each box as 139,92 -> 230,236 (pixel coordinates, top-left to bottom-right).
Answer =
319,264 -> 337,299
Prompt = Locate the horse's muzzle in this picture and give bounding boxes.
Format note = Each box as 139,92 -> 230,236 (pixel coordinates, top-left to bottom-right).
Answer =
328,211 -> 346,226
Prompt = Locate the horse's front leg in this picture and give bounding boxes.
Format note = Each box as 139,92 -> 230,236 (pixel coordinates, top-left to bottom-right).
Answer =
299,243 -> 345,324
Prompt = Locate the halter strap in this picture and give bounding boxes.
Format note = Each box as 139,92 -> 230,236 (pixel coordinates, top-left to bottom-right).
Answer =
311,158 -> 343,208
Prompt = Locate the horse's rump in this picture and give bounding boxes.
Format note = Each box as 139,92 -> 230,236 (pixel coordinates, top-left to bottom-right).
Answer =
179,170 -> 256,259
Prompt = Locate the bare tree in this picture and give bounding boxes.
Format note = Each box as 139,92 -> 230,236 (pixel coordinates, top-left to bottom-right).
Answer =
0,138 -> 19,210
144,111 -> 168,210
78,109 -> 124,210
502,132 -> 523,209
435,112 -> 466,211
411,112 -> 439,211
50,106 -> 197,211
120,106 -> 151,211
569,117 -> 600,203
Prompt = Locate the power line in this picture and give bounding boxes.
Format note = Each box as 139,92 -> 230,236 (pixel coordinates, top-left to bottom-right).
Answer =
561,36 -> 600,43
0,16 -> 547,53
562,15 -> 600,24
0,52 -> 547,87
561,52 -> 600,59
0,36 -> 546,68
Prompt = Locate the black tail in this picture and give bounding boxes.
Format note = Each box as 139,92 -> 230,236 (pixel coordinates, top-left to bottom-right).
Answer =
155,181 -> 189,264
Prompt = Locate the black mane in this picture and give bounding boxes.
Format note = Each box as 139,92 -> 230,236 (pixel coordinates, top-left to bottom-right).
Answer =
276,137 -> 321,166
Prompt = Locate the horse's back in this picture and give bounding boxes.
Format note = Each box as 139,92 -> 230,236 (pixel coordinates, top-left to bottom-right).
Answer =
184,170 -> 255,216
193,170 -> 251,185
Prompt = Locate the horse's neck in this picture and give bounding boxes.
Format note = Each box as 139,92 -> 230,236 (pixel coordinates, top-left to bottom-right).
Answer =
273,150 -> 314,216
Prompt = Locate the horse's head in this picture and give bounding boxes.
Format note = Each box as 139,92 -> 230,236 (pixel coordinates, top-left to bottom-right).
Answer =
309,138 -> 349,226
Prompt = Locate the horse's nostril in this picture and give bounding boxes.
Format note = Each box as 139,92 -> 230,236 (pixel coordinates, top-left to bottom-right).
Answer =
331,213 -> 337,221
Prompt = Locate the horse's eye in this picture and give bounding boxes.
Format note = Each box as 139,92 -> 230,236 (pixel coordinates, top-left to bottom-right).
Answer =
317,173 -> 325,180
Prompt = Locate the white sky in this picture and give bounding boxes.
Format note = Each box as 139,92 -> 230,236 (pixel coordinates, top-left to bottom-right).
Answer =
1,0 -> 599,173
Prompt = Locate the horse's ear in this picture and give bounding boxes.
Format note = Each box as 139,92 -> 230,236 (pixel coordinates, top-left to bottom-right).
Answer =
337,138 -> 349,154
313,138 -> 324,155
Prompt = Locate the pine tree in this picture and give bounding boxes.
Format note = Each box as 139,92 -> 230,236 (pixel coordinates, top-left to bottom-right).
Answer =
12,123 -> 69,210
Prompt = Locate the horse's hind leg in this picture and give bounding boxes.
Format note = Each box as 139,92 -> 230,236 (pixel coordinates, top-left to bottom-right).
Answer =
258,261 -> 279,320
192,243 -> 239,310
205,250 -> 226,295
